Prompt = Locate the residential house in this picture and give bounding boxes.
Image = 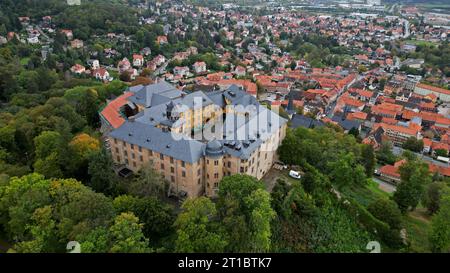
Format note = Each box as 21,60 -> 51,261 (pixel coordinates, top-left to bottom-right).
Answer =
93,68 -> 110,81
193,61 -> 207,74
133,54 -> 144,67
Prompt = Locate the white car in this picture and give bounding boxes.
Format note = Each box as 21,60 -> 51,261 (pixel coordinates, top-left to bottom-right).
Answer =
289,170 -> 301,179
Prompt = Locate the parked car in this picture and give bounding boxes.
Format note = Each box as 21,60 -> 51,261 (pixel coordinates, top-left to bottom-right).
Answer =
289,170 -> 301,179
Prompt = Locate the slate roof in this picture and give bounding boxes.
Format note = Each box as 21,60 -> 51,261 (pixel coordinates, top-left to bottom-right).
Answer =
332,115 -> 362,131
109,121 -> 205,163
128,81 -> 185,108
290,114 -> 325,129
109,82 -> 287,162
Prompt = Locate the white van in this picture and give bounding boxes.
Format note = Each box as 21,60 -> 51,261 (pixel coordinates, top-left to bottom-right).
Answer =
289,170 -> 301,179
437,156 -> 449,163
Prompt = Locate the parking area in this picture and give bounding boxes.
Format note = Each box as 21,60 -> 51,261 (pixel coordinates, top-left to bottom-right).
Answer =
261,168 -> 284,192
262,166 -> 302,192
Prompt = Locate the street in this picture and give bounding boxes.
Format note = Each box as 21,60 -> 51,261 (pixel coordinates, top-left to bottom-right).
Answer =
372,177 -> 396,193
392,146 -> 450,168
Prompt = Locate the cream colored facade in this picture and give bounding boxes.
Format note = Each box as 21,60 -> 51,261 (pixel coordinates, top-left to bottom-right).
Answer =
109,122 -> 287,198
107,82 -> 288,198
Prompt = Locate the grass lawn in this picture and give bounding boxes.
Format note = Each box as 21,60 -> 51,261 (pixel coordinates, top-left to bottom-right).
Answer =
342,180 -> 431,252
403,39 -> 438,48
403,209 -> 432,253
341,179 -> 392,207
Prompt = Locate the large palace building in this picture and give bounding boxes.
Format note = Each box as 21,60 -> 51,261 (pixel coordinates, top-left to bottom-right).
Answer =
100,81 -> 287,198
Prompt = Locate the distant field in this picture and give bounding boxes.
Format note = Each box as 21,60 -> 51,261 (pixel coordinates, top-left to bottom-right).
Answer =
403,39 -> 438,48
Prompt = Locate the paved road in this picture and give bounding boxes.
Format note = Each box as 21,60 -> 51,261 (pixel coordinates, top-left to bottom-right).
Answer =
392,146 -> 450,168
373,177 -> 396,193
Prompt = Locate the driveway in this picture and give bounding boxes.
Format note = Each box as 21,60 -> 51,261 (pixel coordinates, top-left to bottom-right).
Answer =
373,177 -> 397,193
261,168 -> 283,192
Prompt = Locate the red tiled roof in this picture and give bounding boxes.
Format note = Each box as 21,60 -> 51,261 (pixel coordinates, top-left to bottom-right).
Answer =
347,111 -> 367,121
416,83 -> 450,96
431,142 -> 449,151
423,138 -> 432,147
381,159 -> 450,178
356,89 -> 373,98
382,117 -> 397,125
306,89 -> 327,95
374,122 -> 420,137
100,92 -> 133,129
379,165 -> 400,178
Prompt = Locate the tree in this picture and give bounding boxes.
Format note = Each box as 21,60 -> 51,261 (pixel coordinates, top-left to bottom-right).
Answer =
402,137 -> 424,153
34,131 -> 64,161
300,164 -> 331,201
217,175 -> 275,252
109,212 -> 152,253
69,133 -> 100,180
394,160 -> 431,213
376,141 -> 397,165
429,188 -> 450,252
368,199 -> 402,230
127,162 -> 168,199
0,173 -> 116,252
310,206 -> 370,253
77,227 -> 110,253
358,65 -> 368,73
361,144 -> 376,177
33,131 -> 65,178
423,182 -> 446,215
434,149 -> 448,158
64,87 -> 100,127
87,148 -> 118,195
174,197 -> 227,253
12,206 -> 57,253
348,127 -> 359,139
244,189 -> 276,252
113,195 -> 175,241
328,153 -> 367,189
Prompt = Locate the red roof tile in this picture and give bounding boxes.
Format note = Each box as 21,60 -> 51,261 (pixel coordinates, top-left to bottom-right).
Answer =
101,92 -> 133,129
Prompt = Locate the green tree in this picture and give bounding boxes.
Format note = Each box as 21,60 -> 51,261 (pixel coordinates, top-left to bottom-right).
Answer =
217,175 -> 275,252
109,212 -> 152,253
68,133 -> 100,181
423,182 -> 446,215
64,87 -> 100,127
127,162 -> 168,199
376,141 -> 397,165
33,131 -> 65,178
368,199 -> 402,230
394,160 -> 431,213
429,188 -> 450,252
328,153 -> 367,189
87,148 -> 118,195
0,173 -> 116,252
361,144 -> 376,177
12,206 -> 57,253
174,197 -> 227,253
113,195 -> 175,241
402,137 -> 424,153
434,149 -> 448,158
